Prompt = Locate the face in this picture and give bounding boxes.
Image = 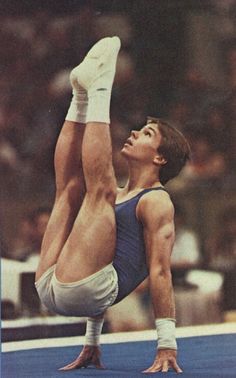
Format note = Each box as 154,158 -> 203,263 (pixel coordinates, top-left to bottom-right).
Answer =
121,122 -> 164,165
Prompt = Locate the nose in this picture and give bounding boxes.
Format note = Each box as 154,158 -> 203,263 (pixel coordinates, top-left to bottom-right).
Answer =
131,130 -> 138,139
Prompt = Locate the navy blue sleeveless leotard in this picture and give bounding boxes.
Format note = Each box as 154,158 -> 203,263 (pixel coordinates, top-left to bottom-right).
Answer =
113,187 -> 167,304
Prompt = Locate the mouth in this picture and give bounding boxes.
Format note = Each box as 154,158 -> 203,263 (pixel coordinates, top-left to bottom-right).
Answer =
124,138 -> 133,147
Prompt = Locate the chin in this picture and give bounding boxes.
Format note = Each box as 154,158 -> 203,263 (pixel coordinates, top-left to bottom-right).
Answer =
121,147 -> 130,157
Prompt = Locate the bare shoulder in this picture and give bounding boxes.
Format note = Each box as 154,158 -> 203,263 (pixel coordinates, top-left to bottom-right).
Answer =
137,190 -> 174,224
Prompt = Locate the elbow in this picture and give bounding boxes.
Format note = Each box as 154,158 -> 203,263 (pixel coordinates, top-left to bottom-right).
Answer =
150,266 -> 172,282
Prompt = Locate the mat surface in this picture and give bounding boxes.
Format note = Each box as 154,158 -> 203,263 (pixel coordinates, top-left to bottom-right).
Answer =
2,333 -> 236,377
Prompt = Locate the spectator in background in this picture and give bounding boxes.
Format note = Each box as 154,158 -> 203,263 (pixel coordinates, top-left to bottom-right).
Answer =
167,99 -> 192,132
224,90 -> 236,175
11,207 -> 51,266
224,40 -> 236,89
172,205 -> 223,326
106,279 -> 153,333
206,206 -> 236,310
203,102 -> 230,154
182,129 -> 227,181
170,68 -> 219,122
1,207 -> 50,318
171,205 -> 201,286
0,226 -> 9,259
0,102 -> 25,194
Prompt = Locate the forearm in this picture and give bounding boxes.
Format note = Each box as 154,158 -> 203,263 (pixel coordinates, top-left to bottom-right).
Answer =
150,271 -> 177,350
150,271 -> 175,319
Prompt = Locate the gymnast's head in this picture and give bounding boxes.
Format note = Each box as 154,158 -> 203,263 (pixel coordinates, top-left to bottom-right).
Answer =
121,116 -> 191,185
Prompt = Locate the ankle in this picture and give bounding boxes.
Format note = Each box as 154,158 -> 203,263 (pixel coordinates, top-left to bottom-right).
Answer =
66,89 -> 88,124
86,92 -> 111,124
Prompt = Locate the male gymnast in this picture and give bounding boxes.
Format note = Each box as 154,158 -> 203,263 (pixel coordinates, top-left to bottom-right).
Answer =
35,36 -> 190,373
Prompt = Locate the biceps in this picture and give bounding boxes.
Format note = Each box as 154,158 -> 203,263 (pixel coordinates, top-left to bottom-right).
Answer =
145,228 -> 174,270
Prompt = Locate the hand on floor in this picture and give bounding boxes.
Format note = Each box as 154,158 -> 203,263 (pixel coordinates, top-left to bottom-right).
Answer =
59,345 -> 104,370
143,349 -> 182,374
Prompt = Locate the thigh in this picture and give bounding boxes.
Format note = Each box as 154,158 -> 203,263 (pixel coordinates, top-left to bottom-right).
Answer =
35,121 -> 86,282
55,194 -> 116,283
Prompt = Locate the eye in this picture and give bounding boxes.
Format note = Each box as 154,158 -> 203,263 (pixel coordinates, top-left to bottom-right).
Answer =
144,130 -> 152,136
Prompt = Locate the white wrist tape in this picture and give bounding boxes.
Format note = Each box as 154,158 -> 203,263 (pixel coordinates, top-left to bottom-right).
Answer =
85,317 -> 104,346
155,318 -> 177,350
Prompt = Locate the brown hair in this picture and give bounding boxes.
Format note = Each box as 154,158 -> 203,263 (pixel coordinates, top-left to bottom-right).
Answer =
147,117 -> 191,185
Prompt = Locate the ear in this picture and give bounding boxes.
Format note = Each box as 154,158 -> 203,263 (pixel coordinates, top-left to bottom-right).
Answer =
153,154 -> 167,166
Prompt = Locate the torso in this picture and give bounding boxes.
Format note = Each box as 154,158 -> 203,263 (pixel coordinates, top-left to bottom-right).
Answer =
113,185 -> 168,304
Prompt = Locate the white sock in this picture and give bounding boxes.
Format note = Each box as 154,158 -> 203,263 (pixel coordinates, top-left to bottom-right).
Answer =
86,67 -> 115,124
65,89 -> 88,124
86,90 -> 111,124
68,37 -> 120,124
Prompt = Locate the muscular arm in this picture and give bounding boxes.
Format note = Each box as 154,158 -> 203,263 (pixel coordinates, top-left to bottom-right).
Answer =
137,191 -> 182,373
138,191 -> 175,319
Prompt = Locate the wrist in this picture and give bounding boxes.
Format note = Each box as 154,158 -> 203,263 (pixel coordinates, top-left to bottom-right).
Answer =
155,318 -> 177,350
85,317 -> 104,346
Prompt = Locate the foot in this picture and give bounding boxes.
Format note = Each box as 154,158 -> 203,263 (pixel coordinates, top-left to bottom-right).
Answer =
70,36 -> 121,94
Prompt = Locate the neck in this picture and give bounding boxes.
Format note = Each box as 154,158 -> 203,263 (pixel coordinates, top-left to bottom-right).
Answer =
125,162 -> 161,191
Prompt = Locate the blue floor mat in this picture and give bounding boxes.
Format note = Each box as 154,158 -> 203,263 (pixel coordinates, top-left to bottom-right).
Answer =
2,334 -> 236,377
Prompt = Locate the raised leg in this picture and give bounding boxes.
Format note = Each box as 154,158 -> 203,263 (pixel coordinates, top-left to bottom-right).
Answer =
35,121 -> 86,281
36,38 -> 89,282
55,37 -> 121,282
56,122 -> 117,282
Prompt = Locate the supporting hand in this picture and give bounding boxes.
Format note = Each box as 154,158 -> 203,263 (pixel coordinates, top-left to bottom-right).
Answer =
143,349 -> 182,373
59,345 -> 104,371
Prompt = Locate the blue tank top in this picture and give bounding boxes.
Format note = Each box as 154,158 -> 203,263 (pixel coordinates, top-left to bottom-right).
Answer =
113,187 -> 167,304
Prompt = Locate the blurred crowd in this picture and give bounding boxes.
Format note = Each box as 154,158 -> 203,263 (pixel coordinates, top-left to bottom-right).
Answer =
1,2 -> 236,324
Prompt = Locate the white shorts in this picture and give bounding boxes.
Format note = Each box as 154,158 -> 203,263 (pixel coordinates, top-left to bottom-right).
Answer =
35,263 -> 119,317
